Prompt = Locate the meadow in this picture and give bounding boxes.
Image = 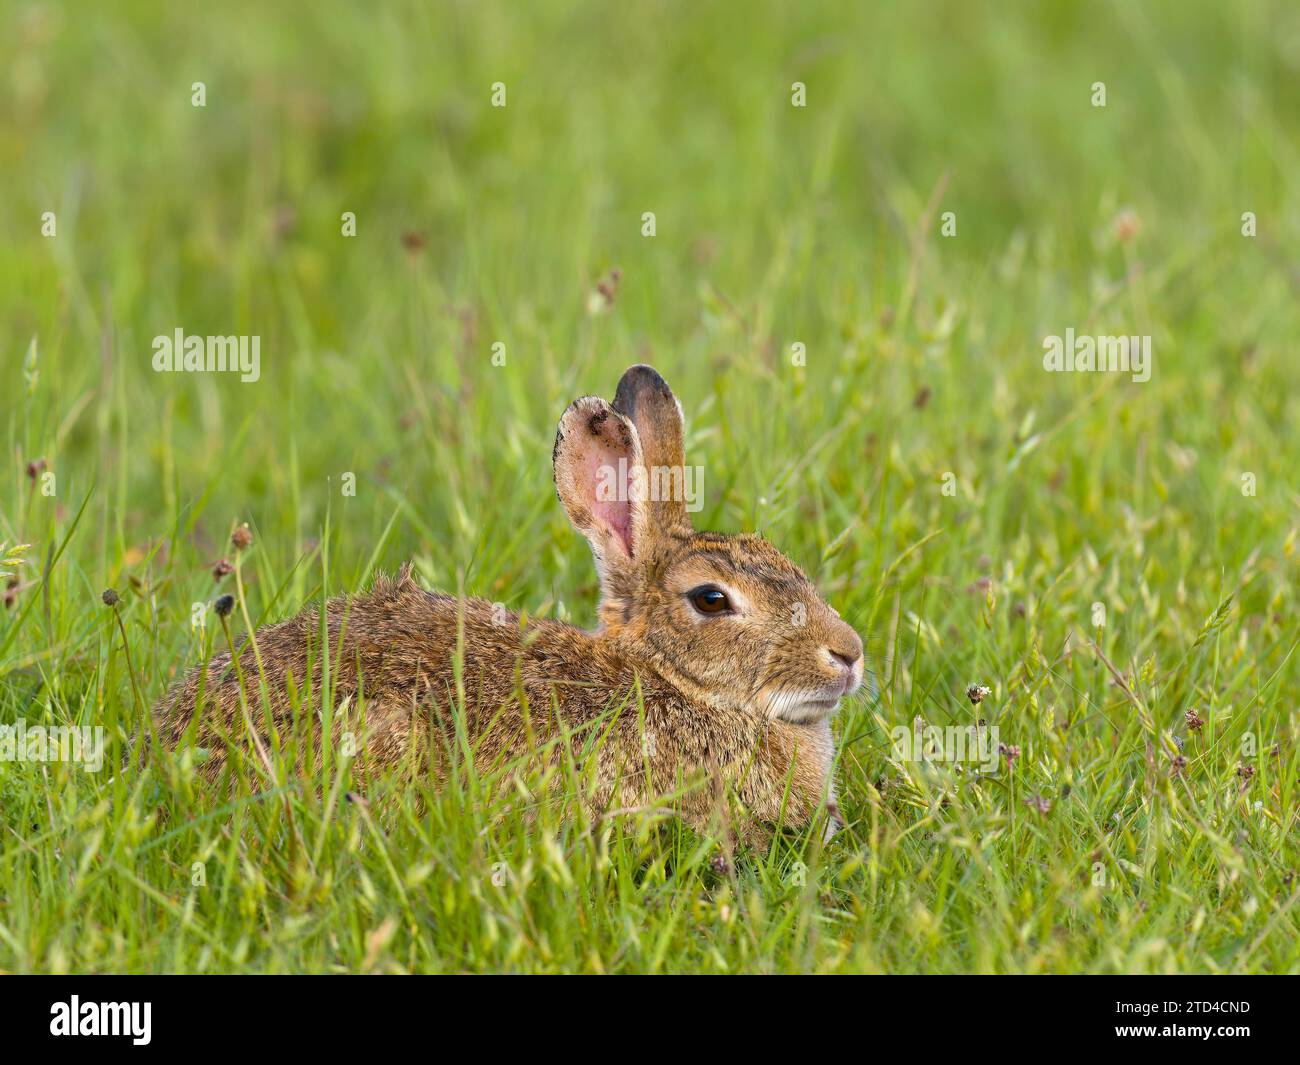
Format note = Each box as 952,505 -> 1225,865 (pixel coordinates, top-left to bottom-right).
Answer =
1,0 -> 1297,973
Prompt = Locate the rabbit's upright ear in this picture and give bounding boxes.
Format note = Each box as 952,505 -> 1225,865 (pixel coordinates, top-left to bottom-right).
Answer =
612,364 -> 691,533
553,396 -> 647,576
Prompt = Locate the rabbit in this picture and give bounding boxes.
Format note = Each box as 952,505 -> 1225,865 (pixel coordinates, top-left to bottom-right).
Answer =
155,365 -> 865,846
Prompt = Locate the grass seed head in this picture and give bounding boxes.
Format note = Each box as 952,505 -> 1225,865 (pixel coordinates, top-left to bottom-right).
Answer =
1113,207 -> 1140,242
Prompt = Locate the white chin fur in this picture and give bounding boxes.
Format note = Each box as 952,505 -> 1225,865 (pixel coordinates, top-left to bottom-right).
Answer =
766,693 -> 840,724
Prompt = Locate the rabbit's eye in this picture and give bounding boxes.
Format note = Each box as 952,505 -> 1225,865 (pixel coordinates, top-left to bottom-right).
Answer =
687,586 -> 732,616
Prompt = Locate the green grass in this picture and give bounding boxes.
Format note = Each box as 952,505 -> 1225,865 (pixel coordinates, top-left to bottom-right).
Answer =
1,0 -> 1298,973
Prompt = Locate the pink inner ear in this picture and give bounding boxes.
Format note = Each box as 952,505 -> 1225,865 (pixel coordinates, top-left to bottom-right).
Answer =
594,494 -> 633,557
581,447 -> 634,559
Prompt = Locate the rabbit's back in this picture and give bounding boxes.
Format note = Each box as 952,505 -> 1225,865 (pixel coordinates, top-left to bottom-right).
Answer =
155,567 -> 630,777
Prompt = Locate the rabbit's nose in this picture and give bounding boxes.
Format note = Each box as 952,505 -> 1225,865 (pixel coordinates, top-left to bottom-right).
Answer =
826,646 -> 863,695
827,623 -> 864,668
824,626 -> 864,690
828,648 -> 859,671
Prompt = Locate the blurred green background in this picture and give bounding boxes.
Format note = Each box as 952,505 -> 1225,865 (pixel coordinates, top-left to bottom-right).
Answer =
4,0 -> 1297,589
1,0 -> 1297,972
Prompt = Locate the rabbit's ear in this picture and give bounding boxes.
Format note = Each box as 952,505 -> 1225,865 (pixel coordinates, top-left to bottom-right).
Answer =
553,396 -> 647,572
612,364 -> 691,533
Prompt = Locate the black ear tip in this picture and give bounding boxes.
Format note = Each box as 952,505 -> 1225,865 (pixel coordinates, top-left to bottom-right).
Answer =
614,364 -> 673,413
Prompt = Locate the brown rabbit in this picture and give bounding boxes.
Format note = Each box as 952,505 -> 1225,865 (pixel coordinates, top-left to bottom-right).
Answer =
155,366 -> 864,845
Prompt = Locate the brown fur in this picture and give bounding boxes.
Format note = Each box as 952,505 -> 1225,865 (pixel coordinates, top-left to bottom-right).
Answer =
155,366 -> 862,845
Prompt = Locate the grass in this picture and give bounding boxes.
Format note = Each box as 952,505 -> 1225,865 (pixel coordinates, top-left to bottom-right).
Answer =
1,0 -> 1298,973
